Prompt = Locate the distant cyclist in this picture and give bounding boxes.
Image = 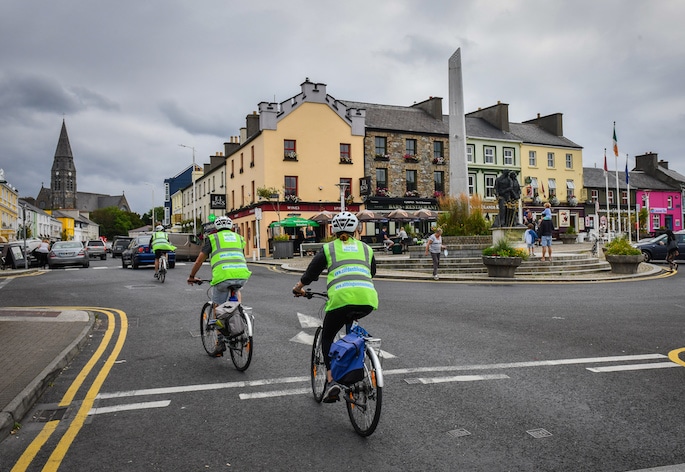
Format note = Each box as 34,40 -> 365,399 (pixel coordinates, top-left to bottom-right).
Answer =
292,211 -> 379,403
150,225 -> 176,279
187,215 -> 251,304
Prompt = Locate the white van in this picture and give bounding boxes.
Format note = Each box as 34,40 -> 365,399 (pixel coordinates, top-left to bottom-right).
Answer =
168,233 -> 203,261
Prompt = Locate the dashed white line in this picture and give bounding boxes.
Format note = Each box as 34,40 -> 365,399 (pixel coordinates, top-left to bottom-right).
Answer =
587,362 -> 680,373
88,400 -> 171,415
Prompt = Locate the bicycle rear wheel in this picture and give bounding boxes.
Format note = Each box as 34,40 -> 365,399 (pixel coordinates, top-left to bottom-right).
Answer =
310,326 -> 326,402
159,259 -> 166,283
229,311 -> 253,371
346,346 -> 382,436
200,302 -> 221,356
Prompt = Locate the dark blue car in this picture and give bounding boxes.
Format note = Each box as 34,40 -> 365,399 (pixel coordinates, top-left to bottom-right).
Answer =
634,230 -> 685,263
121,235 -> 176,270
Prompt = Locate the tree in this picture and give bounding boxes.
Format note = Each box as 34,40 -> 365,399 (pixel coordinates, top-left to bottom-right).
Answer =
90,207 -> 144,239
142,206 -> 165,226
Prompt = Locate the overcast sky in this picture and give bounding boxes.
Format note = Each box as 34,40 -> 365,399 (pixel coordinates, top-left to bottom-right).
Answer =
2,0 -> 684,215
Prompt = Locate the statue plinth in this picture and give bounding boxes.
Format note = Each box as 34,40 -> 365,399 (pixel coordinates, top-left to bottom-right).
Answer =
491,227 -> 526,248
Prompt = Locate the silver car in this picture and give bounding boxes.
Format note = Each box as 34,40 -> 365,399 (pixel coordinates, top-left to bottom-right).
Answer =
48,241 -> 90,269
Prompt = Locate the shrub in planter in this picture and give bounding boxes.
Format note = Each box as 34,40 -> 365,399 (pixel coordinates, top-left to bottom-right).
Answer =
482,239 -> 528,277
604,236 -> 643,274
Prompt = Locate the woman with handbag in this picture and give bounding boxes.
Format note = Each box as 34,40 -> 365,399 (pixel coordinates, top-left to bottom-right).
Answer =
665,229 -> 679,271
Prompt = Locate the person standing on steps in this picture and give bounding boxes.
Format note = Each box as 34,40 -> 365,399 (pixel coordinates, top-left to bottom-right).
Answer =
425,227 -> 445,280
538,214 -> 555,262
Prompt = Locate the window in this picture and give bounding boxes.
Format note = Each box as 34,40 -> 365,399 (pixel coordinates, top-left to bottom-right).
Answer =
591,189 -> 598,202
652,214 -> 660,231
250,146 -> 255,167
547,178 -> 556,198
284,140 -> 297,159
405,139 -> 417,156
231,160 -> 235,178
340,178 -> 352,198
240,153 -> 244,173
406,170 -> 417,192
433,141 -> 444,158
220,171 -> 224,187
467,144 -> 474,163
468,174 -> 476,195
376,168 -> 388,190
434,171 -> 445,194
529,150 -> 537,166
340,143 -> 351,163
231,190 -> 235,210
165,182 -> 170,201
530,177 -> 539,198
251,181 -> 255,203
212,176 -> 215,192
566,180 -> 575,200
374,137 -> 387,156
485,174 -> 497,198
621,191 -> 628,205
668,196 -> 673,209
284,176 -> 298,197
241,185 -> 245,207
503,147 -> 514,166
608,190 -> 614,204
484,146 -> 495,164
547,152 -> 555,168
566,153 -> 573,169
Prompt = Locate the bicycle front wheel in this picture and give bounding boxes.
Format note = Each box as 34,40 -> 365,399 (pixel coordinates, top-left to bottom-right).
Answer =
229,311 -> 253,371
346,346 -> 382,436
310,326 -> 326,402
200,302 -> 221,356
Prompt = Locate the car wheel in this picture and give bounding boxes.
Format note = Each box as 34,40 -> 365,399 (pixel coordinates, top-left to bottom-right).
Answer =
122,258 -> 128,268
132,258 -> 139,270
169,261 -> 175,269
641,250 -> 652,263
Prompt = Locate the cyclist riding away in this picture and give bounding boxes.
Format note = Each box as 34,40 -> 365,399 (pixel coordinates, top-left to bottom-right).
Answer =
188,216 -> 251,352
150,225 -> 176,279
292,211 -> 378,403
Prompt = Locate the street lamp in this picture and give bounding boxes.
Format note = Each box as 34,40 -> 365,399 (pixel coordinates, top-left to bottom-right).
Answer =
335,182 -> 349,213
179,144 -> 197,235
144,182 -> 155,229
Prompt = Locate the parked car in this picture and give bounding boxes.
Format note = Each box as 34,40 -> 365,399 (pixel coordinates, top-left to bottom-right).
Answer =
111,236 -> 133,258
167,233 -> 203,261
121,235 -> 176,270
85,240 -> 107,260
48,241 -> 89,269
634,230 -> 685,262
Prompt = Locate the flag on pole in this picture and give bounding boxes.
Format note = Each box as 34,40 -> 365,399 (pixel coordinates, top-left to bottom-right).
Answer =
540,180 -> 545,197
625,156 -> 629,185
603,149 -> 608,173
613,122 -> 619,157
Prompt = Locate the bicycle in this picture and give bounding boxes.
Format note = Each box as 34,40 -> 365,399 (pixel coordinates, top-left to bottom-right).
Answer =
157,251 -> 169,283
590,234 -> 601,258
194,280 -> 254,371
298,289 -> 383,437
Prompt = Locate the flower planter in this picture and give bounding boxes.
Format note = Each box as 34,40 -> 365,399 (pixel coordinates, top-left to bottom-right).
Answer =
272,240 -> 294,259
605,254 -> 643,274
482,256 -> 522,278
558,233 -> 578,244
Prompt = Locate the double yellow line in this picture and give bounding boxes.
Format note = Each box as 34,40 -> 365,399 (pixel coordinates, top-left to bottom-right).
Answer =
11,307 -> 128,472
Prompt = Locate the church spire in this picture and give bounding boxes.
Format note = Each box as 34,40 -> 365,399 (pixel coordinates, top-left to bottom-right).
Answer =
54,119 -> 73,158
49,119 -> 77,209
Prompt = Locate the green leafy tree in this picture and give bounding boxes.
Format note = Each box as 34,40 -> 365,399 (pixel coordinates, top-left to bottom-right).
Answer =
90,207 -> 144,239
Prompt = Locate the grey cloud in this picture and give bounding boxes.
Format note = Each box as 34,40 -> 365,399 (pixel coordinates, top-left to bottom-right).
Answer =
158,100 -> 229,138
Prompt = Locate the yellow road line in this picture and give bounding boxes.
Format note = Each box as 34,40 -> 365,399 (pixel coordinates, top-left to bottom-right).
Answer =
668,348 -> 685,367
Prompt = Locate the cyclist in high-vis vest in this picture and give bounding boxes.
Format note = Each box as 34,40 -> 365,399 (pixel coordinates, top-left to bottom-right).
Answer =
293,211 -> 378,403
150,225 -> 176,278
187,216 -> 251,305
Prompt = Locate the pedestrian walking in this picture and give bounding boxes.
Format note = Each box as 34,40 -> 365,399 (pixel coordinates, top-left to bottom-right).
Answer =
665,229 -> 679,271
424,228 -> 445,280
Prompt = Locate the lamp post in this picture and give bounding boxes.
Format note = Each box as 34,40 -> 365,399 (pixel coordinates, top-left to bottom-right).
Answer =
144,182 -> 155,229
335,182 -> 349,213
179,144 -> 197,235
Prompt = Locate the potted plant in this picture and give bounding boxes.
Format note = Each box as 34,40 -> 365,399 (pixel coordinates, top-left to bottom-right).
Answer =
482,239 -> 529,277
559,226 -> 578,244
549,196 -> 560,206
272,233 -> 294,259
604,236 -> 643,274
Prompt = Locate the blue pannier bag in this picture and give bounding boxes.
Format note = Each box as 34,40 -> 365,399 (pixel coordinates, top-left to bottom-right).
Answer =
329,332 -> 365,385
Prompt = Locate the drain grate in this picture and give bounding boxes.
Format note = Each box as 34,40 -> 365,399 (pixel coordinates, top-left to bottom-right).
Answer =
34,407 -> 68,423
526,428 -> 553,439
447,428 -> 471,438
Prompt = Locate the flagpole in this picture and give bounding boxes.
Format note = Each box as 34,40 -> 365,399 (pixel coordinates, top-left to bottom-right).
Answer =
604,148 -> 610,235
615,154 -> 621,235
626,153 -> 631,243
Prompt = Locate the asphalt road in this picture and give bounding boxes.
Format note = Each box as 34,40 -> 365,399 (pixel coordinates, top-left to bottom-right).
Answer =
1,257 -> 684,471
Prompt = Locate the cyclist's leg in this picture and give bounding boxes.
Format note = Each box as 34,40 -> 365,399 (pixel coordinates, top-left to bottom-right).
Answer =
322,305 -> 373,379
153,249 -> 161,275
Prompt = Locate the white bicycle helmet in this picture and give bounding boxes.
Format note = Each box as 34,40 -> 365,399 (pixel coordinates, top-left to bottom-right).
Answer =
155,225 -> 164,231
214,216 -> 233,230
331,211 -> 358,234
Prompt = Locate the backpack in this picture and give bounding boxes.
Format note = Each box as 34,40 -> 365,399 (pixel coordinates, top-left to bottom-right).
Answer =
329,332 -> 366,385
215,301 -> 245,339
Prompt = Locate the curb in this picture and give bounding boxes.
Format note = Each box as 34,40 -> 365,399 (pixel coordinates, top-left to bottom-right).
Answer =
0,311 -> 95,440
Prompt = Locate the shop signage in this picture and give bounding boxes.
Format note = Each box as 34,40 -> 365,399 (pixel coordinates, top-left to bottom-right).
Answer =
210,194 -> 226,209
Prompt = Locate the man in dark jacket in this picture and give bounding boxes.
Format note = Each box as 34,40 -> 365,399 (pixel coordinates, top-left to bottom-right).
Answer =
538,217 -> 555,262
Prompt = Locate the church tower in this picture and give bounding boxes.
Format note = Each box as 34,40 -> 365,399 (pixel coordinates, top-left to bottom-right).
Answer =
50,119 -> 77,209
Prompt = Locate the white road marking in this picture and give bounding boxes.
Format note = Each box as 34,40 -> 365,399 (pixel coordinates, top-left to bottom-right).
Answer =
88,400 -> 171,415
383,354 -> 667,375
92,266 -> 109,270
380,350 -> 396,359
297,312 -> 321,328
240,388 -> 309,400
290,331 -> 314,345
586,362 -> 680,372
405,374 -> 509,384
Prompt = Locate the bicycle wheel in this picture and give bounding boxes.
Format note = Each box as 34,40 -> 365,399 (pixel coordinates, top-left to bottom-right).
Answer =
159,261 -> 166,283
310,326 -> 326,402
200,302 -> 221,356
346,346 -> 382,436
229,311 -> 253,371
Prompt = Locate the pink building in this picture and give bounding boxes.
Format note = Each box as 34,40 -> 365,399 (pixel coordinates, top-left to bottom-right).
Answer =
636,189 -> 682,233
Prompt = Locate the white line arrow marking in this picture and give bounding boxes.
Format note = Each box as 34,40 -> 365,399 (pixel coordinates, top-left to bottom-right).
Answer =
297,312 -> 321,328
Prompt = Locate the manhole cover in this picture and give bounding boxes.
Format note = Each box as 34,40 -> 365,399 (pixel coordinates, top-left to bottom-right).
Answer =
34,407 -> 68,422
527,428 -> 553,439
447,428 -> 471,438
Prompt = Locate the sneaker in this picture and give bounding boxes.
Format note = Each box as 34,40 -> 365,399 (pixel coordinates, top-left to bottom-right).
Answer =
154,272 -> 159,279
322,382 -> 341,403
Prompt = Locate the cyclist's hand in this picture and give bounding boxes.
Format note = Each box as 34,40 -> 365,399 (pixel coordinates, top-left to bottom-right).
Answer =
292,284 -> 305,297
188,276 -> 200,286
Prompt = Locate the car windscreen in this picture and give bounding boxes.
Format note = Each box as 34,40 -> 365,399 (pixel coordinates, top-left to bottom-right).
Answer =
54,242 -> 82,249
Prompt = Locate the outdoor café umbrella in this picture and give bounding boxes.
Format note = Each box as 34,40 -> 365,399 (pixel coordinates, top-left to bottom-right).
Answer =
356,209 -> 380,222
412,209 -> 438,220
269,216 -> 319,228
387,209 -> 412,222
309,211 -> 334,224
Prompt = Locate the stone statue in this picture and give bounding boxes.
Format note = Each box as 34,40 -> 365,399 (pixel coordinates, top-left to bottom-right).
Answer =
494,171 -> 521,227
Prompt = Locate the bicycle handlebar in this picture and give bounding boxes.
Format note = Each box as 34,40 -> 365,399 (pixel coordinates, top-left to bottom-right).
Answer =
293,288 -> 327,299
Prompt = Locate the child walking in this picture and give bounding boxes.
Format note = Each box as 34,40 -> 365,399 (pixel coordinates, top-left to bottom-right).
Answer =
524,224 -> 537,256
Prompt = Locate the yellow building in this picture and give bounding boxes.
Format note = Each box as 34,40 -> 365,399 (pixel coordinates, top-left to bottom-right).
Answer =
0,169 -> 19,242
225,80 -> 366,257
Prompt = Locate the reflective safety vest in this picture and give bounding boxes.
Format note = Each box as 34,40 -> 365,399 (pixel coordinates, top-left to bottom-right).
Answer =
323,238 -> 378,312
209,230 -> 251,285
151,232 -> 175,252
